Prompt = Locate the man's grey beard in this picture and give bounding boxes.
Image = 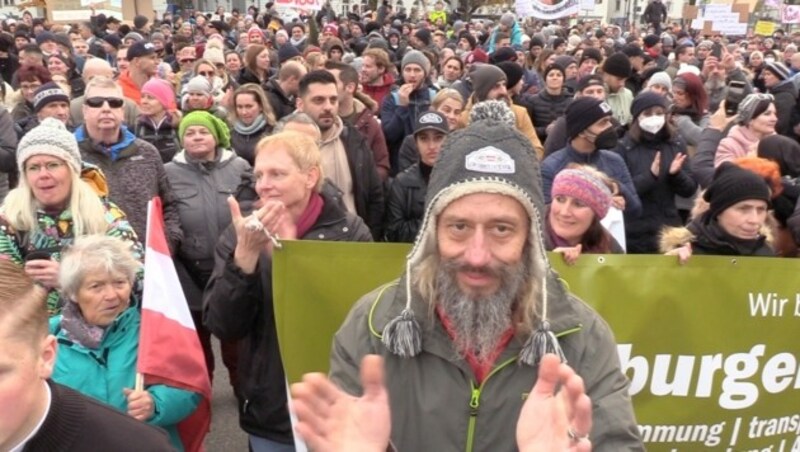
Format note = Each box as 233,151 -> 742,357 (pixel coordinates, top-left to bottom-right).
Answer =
435,254 -> 530,363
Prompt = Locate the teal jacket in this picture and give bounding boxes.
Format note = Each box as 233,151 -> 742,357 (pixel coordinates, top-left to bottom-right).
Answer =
50,307 -> 200,451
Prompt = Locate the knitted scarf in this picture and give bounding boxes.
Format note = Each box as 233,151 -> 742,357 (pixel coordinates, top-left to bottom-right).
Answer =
233,114 -> 267,136
60,301 -> 107,349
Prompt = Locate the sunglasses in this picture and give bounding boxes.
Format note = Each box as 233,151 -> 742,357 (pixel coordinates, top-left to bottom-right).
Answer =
198,71 -> 215,76
85,96 -> 124,108
180,58 -> 196,64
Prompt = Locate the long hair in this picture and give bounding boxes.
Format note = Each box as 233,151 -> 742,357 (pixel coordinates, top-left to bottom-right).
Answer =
544,204 -> 612,252
674,73 -> 708,115
2,172 -> 108,236
230,83 -> 277,126
244,44 -> 267,79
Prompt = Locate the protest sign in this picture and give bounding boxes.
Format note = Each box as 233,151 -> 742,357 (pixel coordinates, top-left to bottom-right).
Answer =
755,20 -> 777,36
515,0 -> 580,20
783,5 -> 800,24
273,0 -> 323,11
274,241 -> 800,451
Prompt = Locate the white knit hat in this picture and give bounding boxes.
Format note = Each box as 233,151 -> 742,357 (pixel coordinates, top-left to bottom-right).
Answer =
17,117 -> 82,174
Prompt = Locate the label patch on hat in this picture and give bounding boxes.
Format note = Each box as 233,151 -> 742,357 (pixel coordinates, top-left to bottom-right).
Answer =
419,112 -> 443,124
465,146 -> 515,174
599,102 -> 612,113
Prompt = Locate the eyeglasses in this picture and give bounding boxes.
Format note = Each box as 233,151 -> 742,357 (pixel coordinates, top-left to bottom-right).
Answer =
198,71 -> 215,77
20,83 -> 41,91
26,161 -> 66,174
85,96 -> 125,108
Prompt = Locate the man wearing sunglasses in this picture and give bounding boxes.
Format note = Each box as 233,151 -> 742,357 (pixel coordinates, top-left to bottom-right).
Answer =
74,75 -> 183,254
118,41 -> 159,105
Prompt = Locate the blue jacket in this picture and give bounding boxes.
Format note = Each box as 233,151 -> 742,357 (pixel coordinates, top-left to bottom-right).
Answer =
487,22 -> 522,53
50,307 -> 200,451
380,85 -> 435,164
541,144 -> 642,218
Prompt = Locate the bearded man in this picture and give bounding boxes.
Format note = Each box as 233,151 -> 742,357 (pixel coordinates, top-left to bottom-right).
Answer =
326,110 -> 644,451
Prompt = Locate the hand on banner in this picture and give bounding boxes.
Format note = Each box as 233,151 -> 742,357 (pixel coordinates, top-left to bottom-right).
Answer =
292,355 -> 391,452
553,244 -> 583,266
611,195 -> 626,211
517,354 -> 592,452
24,259 -> 60,289
123,388 -> 155,421
666,243 -> 693,265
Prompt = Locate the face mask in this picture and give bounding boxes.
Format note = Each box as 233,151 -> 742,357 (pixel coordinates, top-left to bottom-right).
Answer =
765,57 -> 776,64
639,114 -> 666,134
586,126 -> 618,149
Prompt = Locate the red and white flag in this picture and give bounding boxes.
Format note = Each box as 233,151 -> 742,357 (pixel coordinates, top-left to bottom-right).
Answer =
138,197 -> 211,452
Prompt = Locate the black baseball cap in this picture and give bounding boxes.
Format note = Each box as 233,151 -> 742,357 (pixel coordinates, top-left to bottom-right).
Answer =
127,40 -> 156,59
414,111 -> 449,136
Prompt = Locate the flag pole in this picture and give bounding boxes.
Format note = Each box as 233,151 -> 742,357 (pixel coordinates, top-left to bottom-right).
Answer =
135,372 -> 144,392
135,198 -> 153,394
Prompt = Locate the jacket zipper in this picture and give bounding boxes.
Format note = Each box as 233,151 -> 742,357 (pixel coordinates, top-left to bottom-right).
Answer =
463,325 -> 583,452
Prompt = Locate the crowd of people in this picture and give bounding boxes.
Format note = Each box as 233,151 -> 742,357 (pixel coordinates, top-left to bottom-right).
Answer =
0,0 -> 798,450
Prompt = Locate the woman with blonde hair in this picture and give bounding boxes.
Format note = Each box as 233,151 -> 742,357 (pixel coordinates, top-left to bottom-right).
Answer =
305,51 -> 327,71
0,118 -> 142,314
203,131 -> 371,449
230,83 -> 277,165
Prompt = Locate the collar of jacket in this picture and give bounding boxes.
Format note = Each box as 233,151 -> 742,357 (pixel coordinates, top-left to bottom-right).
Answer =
173,148 -> 237,169
565,143 -> 600,163
75,125 -> 137,161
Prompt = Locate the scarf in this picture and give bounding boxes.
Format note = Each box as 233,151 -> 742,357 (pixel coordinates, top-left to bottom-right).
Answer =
296,192 -> 324,238
234,113 -> 267,136
290,36 -> 306,47
60,300 -> 107,349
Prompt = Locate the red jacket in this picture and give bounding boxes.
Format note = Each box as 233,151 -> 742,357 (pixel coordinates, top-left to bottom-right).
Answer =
352,98 -> 390,181
118,71 -> 141,105
362,73 -> 395,113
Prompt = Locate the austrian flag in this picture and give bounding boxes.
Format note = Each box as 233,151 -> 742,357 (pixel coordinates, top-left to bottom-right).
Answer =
138,197 -> 211,451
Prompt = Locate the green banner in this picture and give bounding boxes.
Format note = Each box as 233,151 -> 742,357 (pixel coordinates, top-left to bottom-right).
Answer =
273,241 -> 800,451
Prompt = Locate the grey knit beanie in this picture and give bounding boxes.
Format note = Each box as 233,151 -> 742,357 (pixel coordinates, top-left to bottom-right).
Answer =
382,109 -> 566,366
737,93 -> 774,125
500,12 -> 515,28
401,50 -> 431,76
183,75 -> 213,95
17,117 -> 82,174
471,64 -> 507,102
646,71 -> 672,91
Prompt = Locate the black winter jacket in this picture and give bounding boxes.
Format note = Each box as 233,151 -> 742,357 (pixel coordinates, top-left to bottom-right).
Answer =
337,124 -> 386,239
384,162 -> 429,242
263,78 -> 296,121
529,89 -> 572,142
613,133 -> 697,253
135,116 -> 181,163
397,134 -> 418,173
768,80 -> 798,137
202,186 -> 371,443
231,121 -> 272,166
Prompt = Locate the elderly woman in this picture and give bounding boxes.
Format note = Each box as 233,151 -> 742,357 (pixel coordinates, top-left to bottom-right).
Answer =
715,93 -> 777,167
136,78 -> 182,163
203,131 -> 371,451
50,235 -> 200,450
230,83 -> 277,165
0,118 -> 141,314
167,110 -> 250,395
662,162 -> 774,260
12,64 -> 52,122
546,166 -> 624,264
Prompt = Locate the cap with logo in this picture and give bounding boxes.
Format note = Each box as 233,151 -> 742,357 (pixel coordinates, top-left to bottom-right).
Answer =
127,41 -> 156,59
414,111 -> 449,136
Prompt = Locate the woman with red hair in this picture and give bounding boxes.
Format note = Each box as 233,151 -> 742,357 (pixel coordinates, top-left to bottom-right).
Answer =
671,72 -> 709,147
12,64 -> 51,122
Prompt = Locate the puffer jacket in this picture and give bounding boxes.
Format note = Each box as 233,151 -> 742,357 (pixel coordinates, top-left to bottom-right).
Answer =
203,185 -> 372,444
330,275 -> 644,452
50,307 -> 201,451
351,96 -> 390,181
135,115 -> 181,163
613,134 -> 697,253
715,125 -> 767,167
230,120 -> 272,166
528,89 -> 572,142
397,134 -> 419,173
383,162 -> 428,242
166,149 -> 251,310
75,125 -> 183,253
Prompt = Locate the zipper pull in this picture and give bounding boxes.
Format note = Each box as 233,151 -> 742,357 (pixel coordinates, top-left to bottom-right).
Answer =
469,388 -> 480,416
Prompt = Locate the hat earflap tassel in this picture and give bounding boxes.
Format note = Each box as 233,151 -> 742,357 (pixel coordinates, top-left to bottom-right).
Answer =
382,261 -> 422,357
519,275 -> 566,366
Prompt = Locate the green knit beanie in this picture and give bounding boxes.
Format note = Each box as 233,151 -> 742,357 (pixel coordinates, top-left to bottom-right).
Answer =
179,111 -> 231,149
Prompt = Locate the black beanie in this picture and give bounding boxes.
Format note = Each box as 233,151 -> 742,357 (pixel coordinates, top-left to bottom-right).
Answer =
552,37 -> 565,49
576,74 -> 604,93
490,46 -> 517,64
704,163 -> 772,220
580,47 -> 602,65
758,134 -> 800,178
530,36 -> 544,48
543,63 -> 565,80
643,34 -> 659,48
497,61 -> 524,89
414,28 -> 432,47
602,52 -> 632,78
631,91 -> 668,119
566,97 -> 613,139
